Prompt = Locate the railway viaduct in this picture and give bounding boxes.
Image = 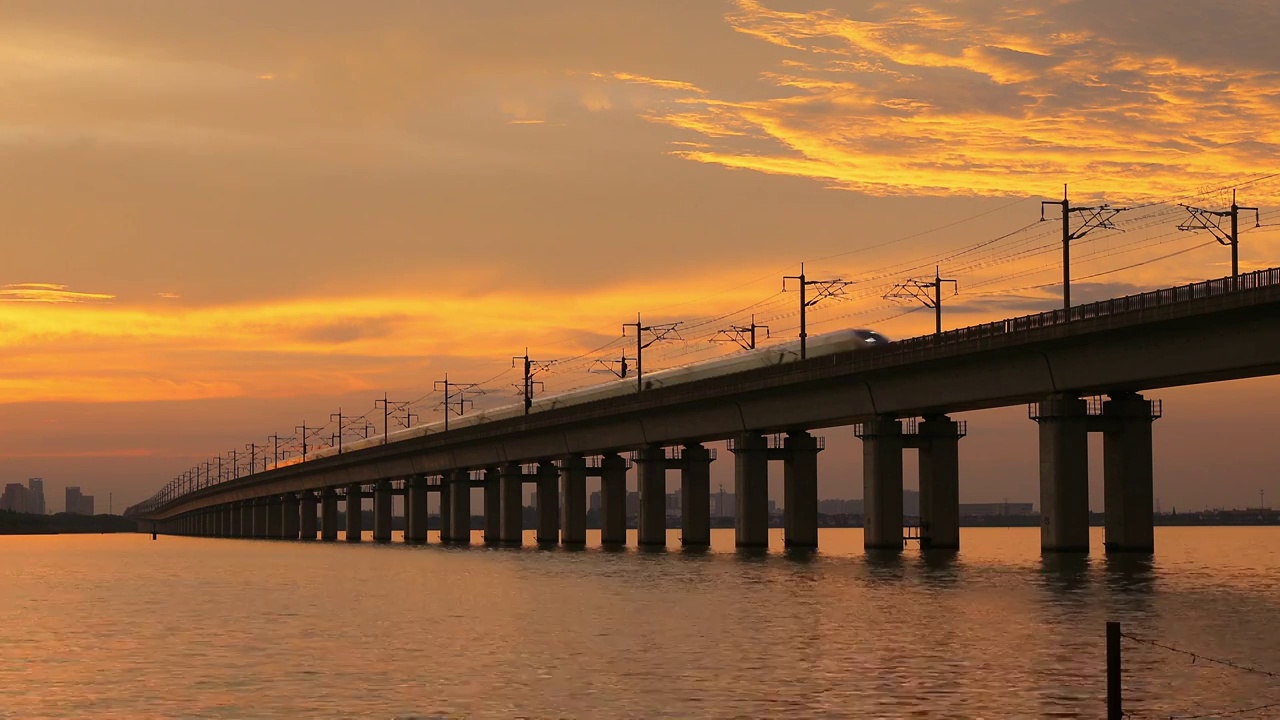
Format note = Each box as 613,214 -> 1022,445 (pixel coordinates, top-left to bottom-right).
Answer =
128,269 -> 1280,554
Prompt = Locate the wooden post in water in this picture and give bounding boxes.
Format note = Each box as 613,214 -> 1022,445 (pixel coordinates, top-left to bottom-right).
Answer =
1106,621 -> 1122,719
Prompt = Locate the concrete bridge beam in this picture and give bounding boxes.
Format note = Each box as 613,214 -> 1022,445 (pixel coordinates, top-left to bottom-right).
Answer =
599,453 -> 627,546
450,470 -> 472,545
783,431 -> 820,549
483,467 -> 502,544
406,475 -> 427,544
281,493 -> 300,540
499,463 -> 524,544
1036,393 -> 1091,553
373,479 -> 393,543
299,491 -> 318,540
918,416 -> 962,550
680,444 -> 712,547
535,462 -> 559,546
345,483 -> 363,542
439,476 -> 454,542
267,496 -> 284,539
253,498 -> 269,539
1103,392 -> 1158,553
732,433 -> 770,549
320,488 -> 339,541
560,456 -> 587,546
861,417 -> 904,551
636,445 -> 667,547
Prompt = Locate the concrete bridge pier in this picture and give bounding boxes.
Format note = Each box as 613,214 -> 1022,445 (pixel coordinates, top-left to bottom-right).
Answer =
281,493 -> 300,540
406,475 -> 427,544
859,417 -> 904,550
680,444 -> 712,547
731,433 -> 770,548
636,445 -> 667,547
1035,394 -> 1091,553
439,476 -> 454,542
299,491 -> 318,540
222,506 -> 233,538
267,496 -> 284,539
560,456 -> 587,546
320,488 -> 339,541
535,462 -> 559,546
599,453 -> 628,546
500,463 -> 523,545
345,484 -> 363,542
483,467 -> 502,544
240,502 -> 253,538
373,480 -> 393,543
230,502 -> 243,538
1103,393 -> 1159,553
253,498 -> 269,538
450,470 -> 472,545
917,416 -> 962,550
783,431 -> 821,549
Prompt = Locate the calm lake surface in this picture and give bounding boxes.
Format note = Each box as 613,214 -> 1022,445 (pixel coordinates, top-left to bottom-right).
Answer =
2,527 -> 1278,719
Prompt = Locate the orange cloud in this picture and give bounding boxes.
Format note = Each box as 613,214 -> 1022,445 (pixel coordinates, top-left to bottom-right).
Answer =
601,0 -> 1280,203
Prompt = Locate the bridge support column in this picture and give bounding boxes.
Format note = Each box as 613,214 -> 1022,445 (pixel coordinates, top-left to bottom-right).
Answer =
680,444 -> 712,547
230,502 -> 243,538
345,483 -> 363,542
918,416 -> 961,551
223,506 -> 233,538
560,456 -> 587,546
267,496 -> 284,539
636,445 -> 667,547
600,453 -> 627,546
439,476 -> 454,542
406,476 -> 427,544
732,433 -> 769,548
784,431 -> 820,549
299,491 -> 317,540
1103,393 -> 1158,553
499,463 -> 523,545
373,479 -> 393,543
1035,394 -> 1091,553
535,462 -> 559,546
483,467 -> 502,544
281,493 -> 300,540
450,470 -> 472,545
860,417 -> 904,551
320,488 -> 339,541
240,502 -> 252,538
253,498 -> 269,538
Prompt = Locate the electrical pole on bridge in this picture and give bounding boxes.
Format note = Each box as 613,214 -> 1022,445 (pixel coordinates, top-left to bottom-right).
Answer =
885,267 -> 958,335
713,314 -> 770,351
1041,185 -> 1128,311
294,423 -> 312,461
783,263 -> 853,359
512,350 -> 553,414
375,393 -> 412,444
434,374 -> 482,431
1179,189 -> 1260,287
329,409 -> 347,453
622,313 -> 682,392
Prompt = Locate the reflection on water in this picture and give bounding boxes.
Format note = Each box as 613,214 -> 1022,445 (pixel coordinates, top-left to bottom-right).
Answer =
2,527 -> 1279,718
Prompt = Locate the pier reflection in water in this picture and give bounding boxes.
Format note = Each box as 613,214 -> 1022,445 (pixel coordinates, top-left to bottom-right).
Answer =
1,527 -> 1277,718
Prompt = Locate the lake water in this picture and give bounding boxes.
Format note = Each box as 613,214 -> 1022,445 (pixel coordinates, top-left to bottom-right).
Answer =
2,527 -> 1279,718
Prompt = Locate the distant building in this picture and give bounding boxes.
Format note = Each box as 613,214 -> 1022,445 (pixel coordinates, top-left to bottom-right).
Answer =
960,502 -> 1034,516
712,490 -> 735,518
625,491 -> 639,517
63,488 -> 94,515
27,478 -> 45,515
665,492 -> 681,513
1,483 -> 30,513
589,491 -> 602,513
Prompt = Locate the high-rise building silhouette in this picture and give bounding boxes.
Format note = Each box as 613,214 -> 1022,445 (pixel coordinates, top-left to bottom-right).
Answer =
27,478 -> 45,515
66,486 -> 83,515
1,484 -> 30,512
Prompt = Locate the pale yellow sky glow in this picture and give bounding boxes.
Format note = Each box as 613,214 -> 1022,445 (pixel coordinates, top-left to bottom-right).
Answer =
1,0 -> 1278,510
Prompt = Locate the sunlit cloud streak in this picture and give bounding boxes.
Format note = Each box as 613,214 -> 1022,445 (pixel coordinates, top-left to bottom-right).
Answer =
607,0 -> 1280,202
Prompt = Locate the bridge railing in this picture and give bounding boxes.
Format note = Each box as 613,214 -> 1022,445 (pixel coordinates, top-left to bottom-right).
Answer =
884,267 -> 1280,359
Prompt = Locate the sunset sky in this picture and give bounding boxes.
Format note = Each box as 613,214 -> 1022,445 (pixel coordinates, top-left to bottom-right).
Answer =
3,0 -> 1279,513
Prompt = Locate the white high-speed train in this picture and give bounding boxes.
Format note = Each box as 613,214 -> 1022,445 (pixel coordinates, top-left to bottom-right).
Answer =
287,328 -> 889,467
